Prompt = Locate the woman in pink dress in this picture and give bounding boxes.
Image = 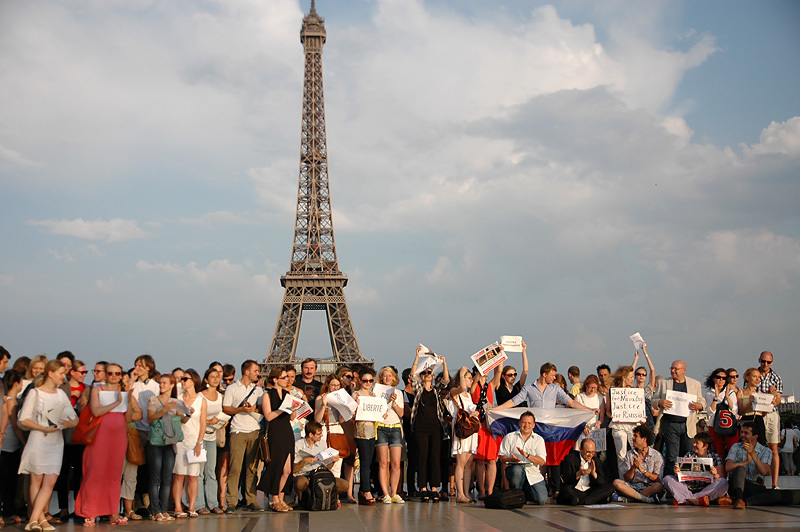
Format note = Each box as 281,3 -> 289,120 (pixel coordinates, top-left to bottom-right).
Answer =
75,363 -> 142,527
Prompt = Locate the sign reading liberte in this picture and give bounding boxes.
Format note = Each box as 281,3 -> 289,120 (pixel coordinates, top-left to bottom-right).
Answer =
356,396 -> 388,422
610,387 -> 646,423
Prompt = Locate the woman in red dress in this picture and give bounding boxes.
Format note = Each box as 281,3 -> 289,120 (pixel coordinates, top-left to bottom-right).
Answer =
75,363 -> 142,527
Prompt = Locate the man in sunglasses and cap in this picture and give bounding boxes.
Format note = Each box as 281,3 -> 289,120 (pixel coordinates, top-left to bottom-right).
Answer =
754,351 -> 783,489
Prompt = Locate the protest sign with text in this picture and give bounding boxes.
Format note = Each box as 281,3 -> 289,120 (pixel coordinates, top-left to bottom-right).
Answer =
610,387 -> 646,423
499,336 -> 523,352
415,345 -> 444,375
373,383 -> 396,404
325,389 -> 358,419
471,342 -> 507,376
677,456 -> 714,483
664,390 -> 694,417
355,396 -> 388,422
589,429 -> 607,452
753,392 -> 775,413
629,332 -> 644,351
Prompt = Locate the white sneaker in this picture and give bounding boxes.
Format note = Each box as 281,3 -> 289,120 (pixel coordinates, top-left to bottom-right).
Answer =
391,494 -> 405,504
382,495 -> 392,504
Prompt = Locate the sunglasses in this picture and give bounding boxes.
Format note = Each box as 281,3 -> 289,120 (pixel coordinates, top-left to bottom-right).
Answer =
728,375 -> 738,379
713,375 -> 727,380
93,369 -> 105,373
180,376 -> 191,381
76,370 -> 89,375
505,373 -> 517,377
107,371 -> 122,376
361,379 -> 374,383
223,377 -> 235,382
342,374 -> 353,379
420,370 -> 432,376
635,373 -> 646,377
759,359 -> 772,364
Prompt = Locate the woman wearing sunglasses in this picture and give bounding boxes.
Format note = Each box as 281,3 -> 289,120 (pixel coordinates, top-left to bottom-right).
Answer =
352,368 -> 379,504
172,370 -> 207,519
75,363 -> 141,527
409,346 -> 450,501
704,367 -> 739,457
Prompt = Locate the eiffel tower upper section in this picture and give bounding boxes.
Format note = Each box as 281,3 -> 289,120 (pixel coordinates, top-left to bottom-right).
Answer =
288,1 -> 340,279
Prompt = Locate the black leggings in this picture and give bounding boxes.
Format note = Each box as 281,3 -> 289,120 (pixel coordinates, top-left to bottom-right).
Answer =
415,430 -> 442,490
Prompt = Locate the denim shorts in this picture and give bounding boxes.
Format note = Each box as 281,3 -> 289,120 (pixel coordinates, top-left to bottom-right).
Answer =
376,425 -> 403,447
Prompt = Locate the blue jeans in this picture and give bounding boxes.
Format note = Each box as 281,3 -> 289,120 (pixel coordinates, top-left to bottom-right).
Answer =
147,444 -> 175,514
505,463 -> 548,505
194,441 -> 219,510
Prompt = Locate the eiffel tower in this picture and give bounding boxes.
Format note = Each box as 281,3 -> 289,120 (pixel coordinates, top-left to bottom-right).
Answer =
264,1 -> 371,376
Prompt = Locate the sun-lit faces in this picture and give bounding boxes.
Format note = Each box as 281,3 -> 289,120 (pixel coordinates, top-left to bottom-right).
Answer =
31,361 -> 45,377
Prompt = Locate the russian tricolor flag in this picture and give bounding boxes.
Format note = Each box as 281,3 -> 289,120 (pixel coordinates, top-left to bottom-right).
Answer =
486,408 -> 594,466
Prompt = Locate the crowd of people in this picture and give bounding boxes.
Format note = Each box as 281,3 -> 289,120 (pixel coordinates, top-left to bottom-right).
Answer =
0,343 -> 797,529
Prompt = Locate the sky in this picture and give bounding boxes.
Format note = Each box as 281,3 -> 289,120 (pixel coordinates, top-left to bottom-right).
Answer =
1,0 -> 799,395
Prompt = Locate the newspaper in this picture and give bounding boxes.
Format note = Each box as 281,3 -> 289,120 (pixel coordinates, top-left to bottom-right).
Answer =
279,393 -> 312,420
677,456 -> 714,483
471,342 -> 507,376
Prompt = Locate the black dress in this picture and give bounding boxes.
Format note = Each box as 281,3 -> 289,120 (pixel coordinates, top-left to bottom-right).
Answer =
257,388 -> 294,495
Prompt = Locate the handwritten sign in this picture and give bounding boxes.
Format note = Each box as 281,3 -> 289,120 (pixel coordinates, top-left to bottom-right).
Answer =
629,332 -> 644,351
589,429 -> 607,452
753,392 -> 774,413
373,383 -> 396,404
664,390 -> 693,417
610,388 -> 646,423
99,390 -> 128,413
415,347 -> 444,375
471,342 -> 507,376
677,456 -> 714,483
355,396 -> 388,422
325,389 -> 358,419
500,336 -> 523,352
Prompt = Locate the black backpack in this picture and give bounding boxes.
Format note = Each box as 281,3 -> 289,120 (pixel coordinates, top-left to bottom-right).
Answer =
713,395 -> 738,437
484,489 -> 526,509
304,467 -> 338,511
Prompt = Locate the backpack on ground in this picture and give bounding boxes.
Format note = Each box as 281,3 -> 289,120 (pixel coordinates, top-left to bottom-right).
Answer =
304,467 -> 338,511
484,489 -> 526,509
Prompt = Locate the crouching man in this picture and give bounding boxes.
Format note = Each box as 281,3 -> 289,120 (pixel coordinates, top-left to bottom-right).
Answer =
663,432 -> 728,506
498,411 -> 548,505
558,438 -> 616,505
294,421 -> 349,496
612,424 -> 664,504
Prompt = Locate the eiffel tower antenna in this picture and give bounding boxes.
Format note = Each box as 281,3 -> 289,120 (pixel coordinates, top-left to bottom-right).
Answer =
264,1 -> 371,376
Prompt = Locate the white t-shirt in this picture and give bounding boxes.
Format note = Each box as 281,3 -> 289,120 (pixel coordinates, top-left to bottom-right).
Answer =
499,430 -> 547,485
222,381 -> 264,434
132,379 -> 160,432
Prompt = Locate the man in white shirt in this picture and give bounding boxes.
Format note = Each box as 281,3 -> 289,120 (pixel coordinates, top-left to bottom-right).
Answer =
498,411 -> 548,505
222,359 -> 264,512
293,421 -> 347,495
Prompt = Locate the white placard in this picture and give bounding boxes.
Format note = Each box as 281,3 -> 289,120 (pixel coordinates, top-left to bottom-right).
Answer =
589,429 -> 606,452
372,383 -> 396,404
186,449 -> 208,464
753,392 -> 774,413
355,396 -> 387,422
677,456 -> 713,483
610,388 -> 646,423
500,336 -> 523,352
471,342 -> 507,376
414,353 -> 444,376
46,401 -> 77,428
326,389 -> 358,419
99,390 -> 128,413
279,393 -> 313,419
664,390 -> 693,417
629,332 -> 644,351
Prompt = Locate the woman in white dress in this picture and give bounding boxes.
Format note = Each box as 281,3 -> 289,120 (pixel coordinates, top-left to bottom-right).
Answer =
605,366 -> 642,462
172,369 -> 207,518
18,359 -> 78,532
448,366 -> 479,504
196,367 -> 224,514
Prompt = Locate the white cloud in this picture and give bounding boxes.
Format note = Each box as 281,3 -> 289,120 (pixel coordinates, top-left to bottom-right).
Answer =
48,249 -> 76,263
94,278 -> 113,293
29,218 -> 149,243
136,260 -> 184,275
745,117 -> 800,156
0,143 -> 46,168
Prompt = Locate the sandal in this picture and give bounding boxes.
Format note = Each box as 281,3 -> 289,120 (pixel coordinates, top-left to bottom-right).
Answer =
174,512 -> 188,519
188,511 -> 198,518
110,516 -> 128,526
271,502 -> 288,513
39,521 -> 56,532
197,508 -> 211,515
83,518 -> 96,528
211,508 -> 224,514
125,511 -> 142,521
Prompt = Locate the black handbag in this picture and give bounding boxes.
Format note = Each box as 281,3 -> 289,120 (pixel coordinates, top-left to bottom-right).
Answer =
713,394 -> 738,437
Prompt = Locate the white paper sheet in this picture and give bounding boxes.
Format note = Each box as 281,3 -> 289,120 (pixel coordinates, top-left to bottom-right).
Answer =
499,336 -> 523,352
629,332 -> 644,351
664,389 -> 693,417
98,390 -> 128,413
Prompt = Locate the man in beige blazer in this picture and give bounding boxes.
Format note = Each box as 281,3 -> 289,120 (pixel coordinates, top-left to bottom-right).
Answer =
651,360 -> 706,475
